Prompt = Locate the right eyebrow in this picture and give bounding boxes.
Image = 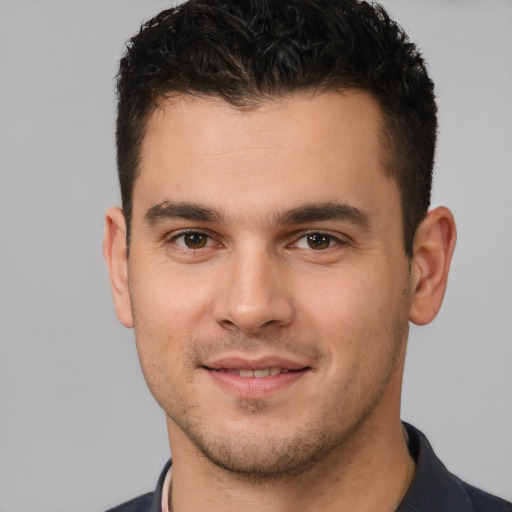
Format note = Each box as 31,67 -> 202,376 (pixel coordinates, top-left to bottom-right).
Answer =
144,201 -> 223,225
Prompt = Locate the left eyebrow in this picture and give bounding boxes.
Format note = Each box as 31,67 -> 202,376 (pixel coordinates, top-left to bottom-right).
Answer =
278,202 -> 372,229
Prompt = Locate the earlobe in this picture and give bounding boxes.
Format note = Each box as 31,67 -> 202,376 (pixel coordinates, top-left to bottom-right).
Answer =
409,206 -> 457,326
102,206 -> 134,328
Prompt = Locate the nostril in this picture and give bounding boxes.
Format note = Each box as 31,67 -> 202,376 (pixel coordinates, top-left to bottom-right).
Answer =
218,319 -> 237,331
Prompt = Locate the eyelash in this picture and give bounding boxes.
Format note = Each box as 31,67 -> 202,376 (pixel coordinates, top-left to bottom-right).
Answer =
168,230 -> 217,250
291,232 -> 346,251
166,230 -> 347,252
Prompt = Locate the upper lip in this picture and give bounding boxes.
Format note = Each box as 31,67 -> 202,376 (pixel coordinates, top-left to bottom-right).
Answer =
203,356 -> 310,371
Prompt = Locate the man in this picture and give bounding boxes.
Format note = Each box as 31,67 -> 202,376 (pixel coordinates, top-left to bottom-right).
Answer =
102,0 -> 512,510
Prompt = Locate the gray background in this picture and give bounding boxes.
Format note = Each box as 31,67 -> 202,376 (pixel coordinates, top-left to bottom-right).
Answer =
1,1 -> 510,510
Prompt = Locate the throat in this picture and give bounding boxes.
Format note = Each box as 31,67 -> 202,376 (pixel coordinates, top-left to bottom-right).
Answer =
167,430 -> 415,512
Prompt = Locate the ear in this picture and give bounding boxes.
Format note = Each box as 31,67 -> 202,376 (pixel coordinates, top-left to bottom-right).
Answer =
409,206 -> 457,325
102,206 -> 134,328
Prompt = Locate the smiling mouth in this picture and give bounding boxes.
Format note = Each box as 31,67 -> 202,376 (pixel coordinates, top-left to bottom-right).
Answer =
203,362 -> 310,398
206,367 -> 307,378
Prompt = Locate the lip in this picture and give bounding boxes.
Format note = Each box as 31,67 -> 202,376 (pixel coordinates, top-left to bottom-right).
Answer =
204,356 -> 309,371
202,355 -> 311,399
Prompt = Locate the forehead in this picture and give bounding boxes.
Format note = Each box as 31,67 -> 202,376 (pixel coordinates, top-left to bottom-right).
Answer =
134,91 -> 397,223
143,90 -> 384,158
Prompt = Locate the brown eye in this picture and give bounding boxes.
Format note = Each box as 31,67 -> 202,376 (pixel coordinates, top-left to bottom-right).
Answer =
307,233 -> 331,250
182,232 -> 208,249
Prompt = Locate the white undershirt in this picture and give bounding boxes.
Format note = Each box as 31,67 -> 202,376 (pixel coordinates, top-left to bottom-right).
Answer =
161,466 -> 173,512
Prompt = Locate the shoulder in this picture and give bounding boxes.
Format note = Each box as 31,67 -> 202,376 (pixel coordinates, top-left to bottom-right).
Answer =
399,423 -> 512,512
104,492 -> 155,512
459,480 -> 512,512
103,459 -> 171,512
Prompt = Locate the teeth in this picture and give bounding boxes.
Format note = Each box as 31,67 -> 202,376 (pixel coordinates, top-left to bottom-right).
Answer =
253,368 -> 270,377
220,367 -> 288,377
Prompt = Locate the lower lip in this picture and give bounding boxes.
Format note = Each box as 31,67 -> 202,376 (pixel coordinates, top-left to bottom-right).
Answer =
205,369 -> 308,398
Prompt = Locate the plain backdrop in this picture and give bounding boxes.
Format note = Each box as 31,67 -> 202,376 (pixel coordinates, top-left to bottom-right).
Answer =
1,1 -> 511,510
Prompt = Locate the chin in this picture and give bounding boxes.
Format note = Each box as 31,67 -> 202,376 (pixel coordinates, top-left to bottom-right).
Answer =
177,412 -> 358,480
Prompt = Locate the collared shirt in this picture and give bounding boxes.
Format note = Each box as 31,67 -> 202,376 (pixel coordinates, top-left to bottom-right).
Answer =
105,423 -> 512,512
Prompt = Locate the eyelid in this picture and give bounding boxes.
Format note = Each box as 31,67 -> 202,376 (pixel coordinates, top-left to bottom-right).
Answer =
288,230 -> 350,250
166,229 -> 217,248
162,228 -> 349,250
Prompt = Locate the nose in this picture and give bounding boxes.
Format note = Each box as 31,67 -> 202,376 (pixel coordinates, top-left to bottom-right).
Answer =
213,248 -> 295,334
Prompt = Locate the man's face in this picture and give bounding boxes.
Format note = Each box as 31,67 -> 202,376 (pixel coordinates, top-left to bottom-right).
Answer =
123,91 -> 413,475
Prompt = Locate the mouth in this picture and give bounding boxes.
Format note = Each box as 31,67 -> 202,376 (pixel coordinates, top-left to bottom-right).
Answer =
206,367 -> 304,377
202,357 -> 311,398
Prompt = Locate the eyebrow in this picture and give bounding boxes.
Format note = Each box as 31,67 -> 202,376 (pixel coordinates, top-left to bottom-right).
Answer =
279,202 -> 372,228
144,200 -> 371,229
144,201 -> 223,225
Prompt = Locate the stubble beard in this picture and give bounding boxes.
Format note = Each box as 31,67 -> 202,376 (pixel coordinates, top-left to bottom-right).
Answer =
133,282 -> 411,482
173,400 -> 378,482
165,322 -> 408,482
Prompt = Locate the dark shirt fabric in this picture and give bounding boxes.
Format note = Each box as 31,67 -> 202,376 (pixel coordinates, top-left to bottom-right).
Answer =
105,423 -> 512,512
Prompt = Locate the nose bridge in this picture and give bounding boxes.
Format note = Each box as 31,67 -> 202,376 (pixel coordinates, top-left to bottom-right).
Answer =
214,240 -> 294,333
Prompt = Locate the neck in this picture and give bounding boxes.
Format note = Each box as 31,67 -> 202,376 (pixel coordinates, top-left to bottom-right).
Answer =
167,409 -> 414,512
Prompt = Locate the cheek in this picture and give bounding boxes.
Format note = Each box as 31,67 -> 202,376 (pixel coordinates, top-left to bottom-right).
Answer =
299,270 -> 386,329
129,261 -> 220,390
131,260 -> 214,329
297,268 -> 405,361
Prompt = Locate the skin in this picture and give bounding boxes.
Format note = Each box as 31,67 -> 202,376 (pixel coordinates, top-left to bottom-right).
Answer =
104,90 -> 456,512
